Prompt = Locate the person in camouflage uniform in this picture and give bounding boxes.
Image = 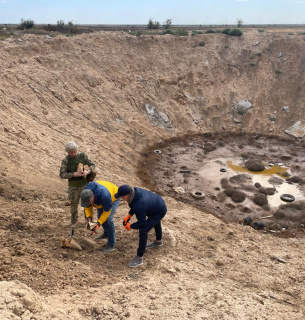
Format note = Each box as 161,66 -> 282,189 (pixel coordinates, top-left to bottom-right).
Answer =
59,141 -> 95,228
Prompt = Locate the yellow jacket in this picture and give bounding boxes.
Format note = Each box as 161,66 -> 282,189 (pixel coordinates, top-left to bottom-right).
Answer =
84,181 -> 118,225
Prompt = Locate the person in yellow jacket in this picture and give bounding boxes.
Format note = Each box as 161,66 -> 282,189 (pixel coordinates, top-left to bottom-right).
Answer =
80,181 -> 120,252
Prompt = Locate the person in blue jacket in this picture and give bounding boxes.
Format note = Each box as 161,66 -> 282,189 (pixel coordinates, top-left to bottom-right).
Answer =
115,184 -> 167,267
80,181 -> 120,253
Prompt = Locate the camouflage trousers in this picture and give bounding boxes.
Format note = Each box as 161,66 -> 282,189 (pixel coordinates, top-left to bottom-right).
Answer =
67,186 -> 85,225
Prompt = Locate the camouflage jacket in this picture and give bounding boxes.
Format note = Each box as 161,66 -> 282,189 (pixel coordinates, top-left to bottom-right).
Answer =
59,152 -> 95,187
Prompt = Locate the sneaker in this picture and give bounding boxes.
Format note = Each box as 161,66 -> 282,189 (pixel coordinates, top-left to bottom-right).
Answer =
128,256 -> 143,268
95,233 -> 108,240
146,240 -> 163,248
103,245 -> 115,253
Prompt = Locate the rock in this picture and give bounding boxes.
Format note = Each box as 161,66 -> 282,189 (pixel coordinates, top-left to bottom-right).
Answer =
174,186 -> 185,194
285,121 -> 305,138
236,100 -> 252,114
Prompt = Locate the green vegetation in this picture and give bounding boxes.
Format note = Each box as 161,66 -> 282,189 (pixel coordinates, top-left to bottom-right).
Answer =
275,69 -> 282,74
175,29 -> 188,36
147,19 -> 160,29
198,41 -> 205,46
163,19 -> 172,29
229,28 -> 243,37
258,29 -> 266,32
19,19 -> 34,30
236,18 -> 243,28
222,28 -> 231,35
191,30 -> 203,35
205,29 -> 217,34
163,29 -> 174,35
250,62 -> 256,67
256,52 -> 262,56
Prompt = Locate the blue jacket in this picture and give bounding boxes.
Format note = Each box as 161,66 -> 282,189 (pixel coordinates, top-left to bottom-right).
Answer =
129,187 -> 167,230
84,181 -> 118,225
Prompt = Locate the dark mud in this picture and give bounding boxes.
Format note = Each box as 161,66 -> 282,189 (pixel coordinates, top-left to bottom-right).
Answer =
138,132 -> 305,235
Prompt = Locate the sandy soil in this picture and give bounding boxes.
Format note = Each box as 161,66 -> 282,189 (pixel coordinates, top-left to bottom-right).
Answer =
1,28 -> 305,319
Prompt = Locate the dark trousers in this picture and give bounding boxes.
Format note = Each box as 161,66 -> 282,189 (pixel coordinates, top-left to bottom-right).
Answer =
137,210 -> 167,257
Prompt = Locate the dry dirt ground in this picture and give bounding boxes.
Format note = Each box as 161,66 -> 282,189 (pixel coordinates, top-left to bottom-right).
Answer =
1,28 -> 305,319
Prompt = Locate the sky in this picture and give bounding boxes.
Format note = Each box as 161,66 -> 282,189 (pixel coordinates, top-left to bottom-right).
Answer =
0,0 -> 304,25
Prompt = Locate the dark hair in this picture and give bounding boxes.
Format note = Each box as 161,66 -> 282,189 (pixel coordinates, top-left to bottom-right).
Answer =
86,170 -> 97,182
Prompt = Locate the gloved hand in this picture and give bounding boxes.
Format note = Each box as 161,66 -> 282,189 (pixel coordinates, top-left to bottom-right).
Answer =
124,222 -> 131,231
123,214 -> 131,226
90,222 -> 100,235
85,216 -> 92,223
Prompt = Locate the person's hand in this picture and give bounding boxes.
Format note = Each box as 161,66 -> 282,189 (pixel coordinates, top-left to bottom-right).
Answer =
90,222 -> 100,235
123,214 -> 131,226
73,171 -> 83,177
83,170 -> 90,177
124,222 -> 131,231
85,217 -> 92,223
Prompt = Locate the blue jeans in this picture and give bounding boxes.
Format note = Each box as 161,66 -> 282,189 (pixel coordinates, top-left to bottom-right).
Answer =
97,199 -> 120,247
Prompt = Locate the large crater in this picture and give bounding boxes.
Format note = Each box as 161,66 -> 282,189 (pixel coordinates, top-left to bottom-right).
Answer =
138,132 -> 305,235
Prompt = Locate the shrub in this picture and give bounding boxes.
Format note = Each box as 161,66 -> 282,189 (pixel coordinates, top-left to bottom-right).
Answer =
205,29 -> 217,34
163,29 -> 174,35
236,18 -> 243,28
231,191 -> 246,203
19,19 -> 34,30
259,187 -> 268,195
198,41 -> 205,46
229,28 -> 243,37
274,210 -> 286,219
57,19 -> 65,29
163,19 -> 172,29
250,62 -> 256,67
254,182 -> 261,189
175,29 -> 188,36
287,175 -> 302,183
245,159 -> 265,171
221,178 -> 230,189
147,19 -> 160,29
224,188 -> 235,197
217,192 -> 227,202
136,31 -> 143,36
222,29 -> 231,35
275,69 -> 282,74
253,193 -> 268,206
258,29 -> 266,32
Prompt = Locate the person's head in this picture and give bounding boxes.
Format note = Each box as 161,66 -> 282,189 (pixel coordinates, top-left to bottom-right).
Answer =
115,184 -> 132,201
80,189 -> 94,207
65,141 -> 78,157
